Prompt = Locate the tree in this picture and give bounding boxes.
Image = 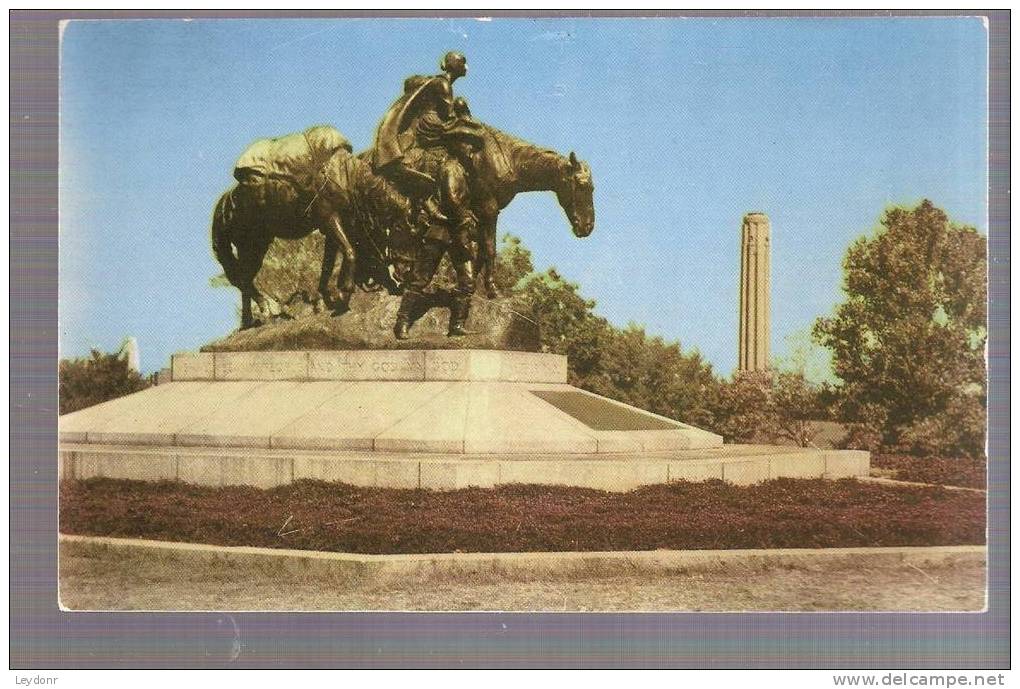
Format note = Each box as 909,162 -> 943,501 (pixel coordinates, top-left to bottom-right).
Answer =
813,200 -> 987,457
709,370 -> 825,447
490,233 -> 535,295
770,371 -> 827,447
59,349 -> 151,415
516,267 -> 612,384
709,371 -> 773,444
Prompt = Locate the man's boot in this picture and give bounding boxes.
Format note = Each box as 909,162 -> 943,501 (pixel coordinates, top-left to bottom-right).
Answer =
447,294 -> 471,337
393,291 -> 422,340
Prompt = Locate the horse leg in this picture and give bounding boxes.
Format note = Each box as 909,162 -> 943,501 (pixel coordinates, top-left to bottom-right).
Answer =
322,215 -> 356,314
238,239 -> 272,329
317,233 -> 339,312
240,289 -> 254,330
233,238 -> 256,330
480,217 -> 499,299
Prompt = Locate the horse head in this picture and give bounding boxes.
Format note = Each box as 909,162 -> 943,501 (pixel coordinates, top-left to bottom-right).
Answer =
555,152 -> 595,237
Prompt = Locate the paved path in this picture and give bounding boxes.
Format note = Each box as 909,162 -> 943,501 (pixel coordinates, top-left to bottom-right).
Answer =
59,540 -> 985,612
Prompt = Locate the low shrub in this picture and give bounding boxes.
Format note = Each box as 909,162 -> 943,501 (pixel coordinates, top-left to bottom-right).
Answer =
59,477 -> 986,554
59,349 -> 151,415
871,454 -> 987,489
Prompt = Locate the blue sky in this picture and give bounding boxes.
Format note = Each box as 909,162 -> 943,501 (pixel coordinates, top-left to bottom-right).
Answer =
59,17 -> 988,376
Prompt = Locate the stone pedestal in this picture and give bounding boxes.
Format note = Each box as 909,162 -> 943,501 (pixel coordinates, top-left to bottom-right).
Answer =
59,350 -> 869,491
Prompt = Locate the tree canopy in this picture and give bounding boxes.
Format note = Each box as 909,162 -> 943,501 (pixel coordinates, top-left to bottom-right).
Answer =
813,200 -> 987,456
59,349 -> 152,415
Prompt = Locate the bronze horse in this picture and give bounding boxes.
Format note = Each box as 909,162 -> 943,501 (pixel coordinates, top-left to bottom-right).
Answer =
211,150 -> 412,328
468,124 -> 595,296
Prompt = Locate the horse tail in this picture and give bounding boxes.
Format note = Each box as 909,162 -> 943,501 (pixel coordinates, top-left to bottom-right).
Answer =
211,189 -> 241,287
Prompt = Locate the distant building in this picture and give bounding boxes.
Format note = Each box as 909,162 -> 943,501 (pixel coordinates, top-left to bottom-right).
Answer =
738,212 -> 771,372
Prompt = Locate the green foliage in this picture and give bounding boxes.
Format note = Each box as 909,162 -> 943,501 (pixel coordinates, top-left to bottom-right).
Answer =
208,274 -> 232,289
892,394 -> 986,459
708,371 -> 772,443
516,268 -> 611,379
491,233 -> 535,294
770,371 -> 828,447
710,370 -> 825,447
59,349 -> 151,415
209,233 -> 325,306
813,200 -> 987,457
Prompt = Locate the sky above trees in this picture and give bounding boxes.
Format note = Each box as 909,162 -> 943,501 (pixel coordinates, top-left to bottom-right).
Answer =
59,17 -> 988,374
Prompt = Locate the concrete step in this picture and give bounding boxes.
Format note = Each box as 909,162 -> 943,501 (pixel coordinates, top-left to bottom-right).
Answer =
59,442 -> 870,491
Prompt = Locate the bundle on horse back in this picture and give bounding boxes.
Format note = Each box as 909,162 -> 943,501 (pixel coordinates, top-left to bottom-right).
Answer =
233,125 -> 353,208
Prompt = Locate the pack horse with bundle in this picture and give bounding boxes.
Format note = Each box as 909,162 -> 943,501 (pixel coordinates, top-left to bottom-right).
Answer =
211,125 -> 413,329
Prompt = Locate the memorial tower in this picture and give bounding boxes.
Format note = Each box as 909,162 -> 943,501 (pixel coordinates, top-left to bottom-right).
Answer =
738,212 -> 771,372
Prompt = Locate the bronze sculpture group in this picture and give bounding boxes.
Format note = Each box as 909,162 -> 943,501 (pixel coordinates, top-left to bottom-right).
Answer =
212,52 -> 595,338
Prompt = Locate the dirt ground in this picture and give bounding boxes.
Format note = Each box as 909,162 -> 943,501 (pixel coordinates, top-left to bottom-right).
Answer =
58,547 -> 986,612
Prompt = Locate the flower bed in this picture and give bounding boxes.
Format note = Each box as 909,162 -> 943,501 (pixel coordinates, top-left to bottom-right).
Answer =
59,477 -> 986,555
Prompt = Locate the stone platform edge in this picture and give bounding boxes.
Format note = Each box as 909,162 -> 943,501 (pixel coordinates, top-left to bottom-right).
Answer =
59,443 -> 870,492
59,534 -> 986,593
173,349 -> 568,383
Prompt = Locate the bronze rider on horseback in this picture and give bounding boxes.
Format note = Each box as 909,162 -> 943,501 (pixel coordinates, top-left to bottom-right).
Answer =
369,51 -> 485,339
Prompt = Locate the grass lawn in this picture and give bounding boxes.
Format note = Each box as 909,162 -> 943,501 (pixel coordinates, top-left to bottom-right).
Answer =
60,477 -> 986,555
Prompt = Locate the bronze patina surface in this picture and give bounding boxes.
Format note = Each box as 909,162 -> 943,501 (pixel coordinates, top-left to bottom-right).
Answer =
212,52 -> 595,343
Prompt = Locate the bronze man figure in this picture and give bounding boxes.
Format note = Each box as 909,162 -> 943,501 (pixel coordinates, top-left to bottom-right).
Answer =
392,132 -> 481,339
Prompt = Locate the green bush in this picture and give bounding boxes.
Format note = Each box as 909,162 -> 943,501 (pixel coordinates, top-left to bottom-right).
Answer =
59,349 -> 151,415
892,393 -> 986,459
709,370 -> 826,447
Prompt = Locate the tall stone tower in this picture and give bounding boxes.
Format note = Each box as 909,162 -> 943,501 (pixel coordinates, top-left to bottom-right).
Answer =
738,212 -> 771,372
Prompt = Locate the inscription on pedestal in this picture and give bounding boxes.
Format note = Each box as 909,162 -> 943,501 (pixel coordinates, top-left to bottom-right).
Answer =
213,352 -> 309,380
177,350 -> 568,382
500,352 -> 568,383
423,350 -> 567,382
308,350 -> 425,381
427,355 -> 463,377
425,351 -> 500,381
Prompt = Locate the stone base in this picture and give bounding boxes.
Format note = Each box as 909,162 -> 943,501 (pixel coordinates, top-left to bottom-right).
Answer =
58,350 -> 869,490
59,443 -> 870,492
60,350 -> 722,455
